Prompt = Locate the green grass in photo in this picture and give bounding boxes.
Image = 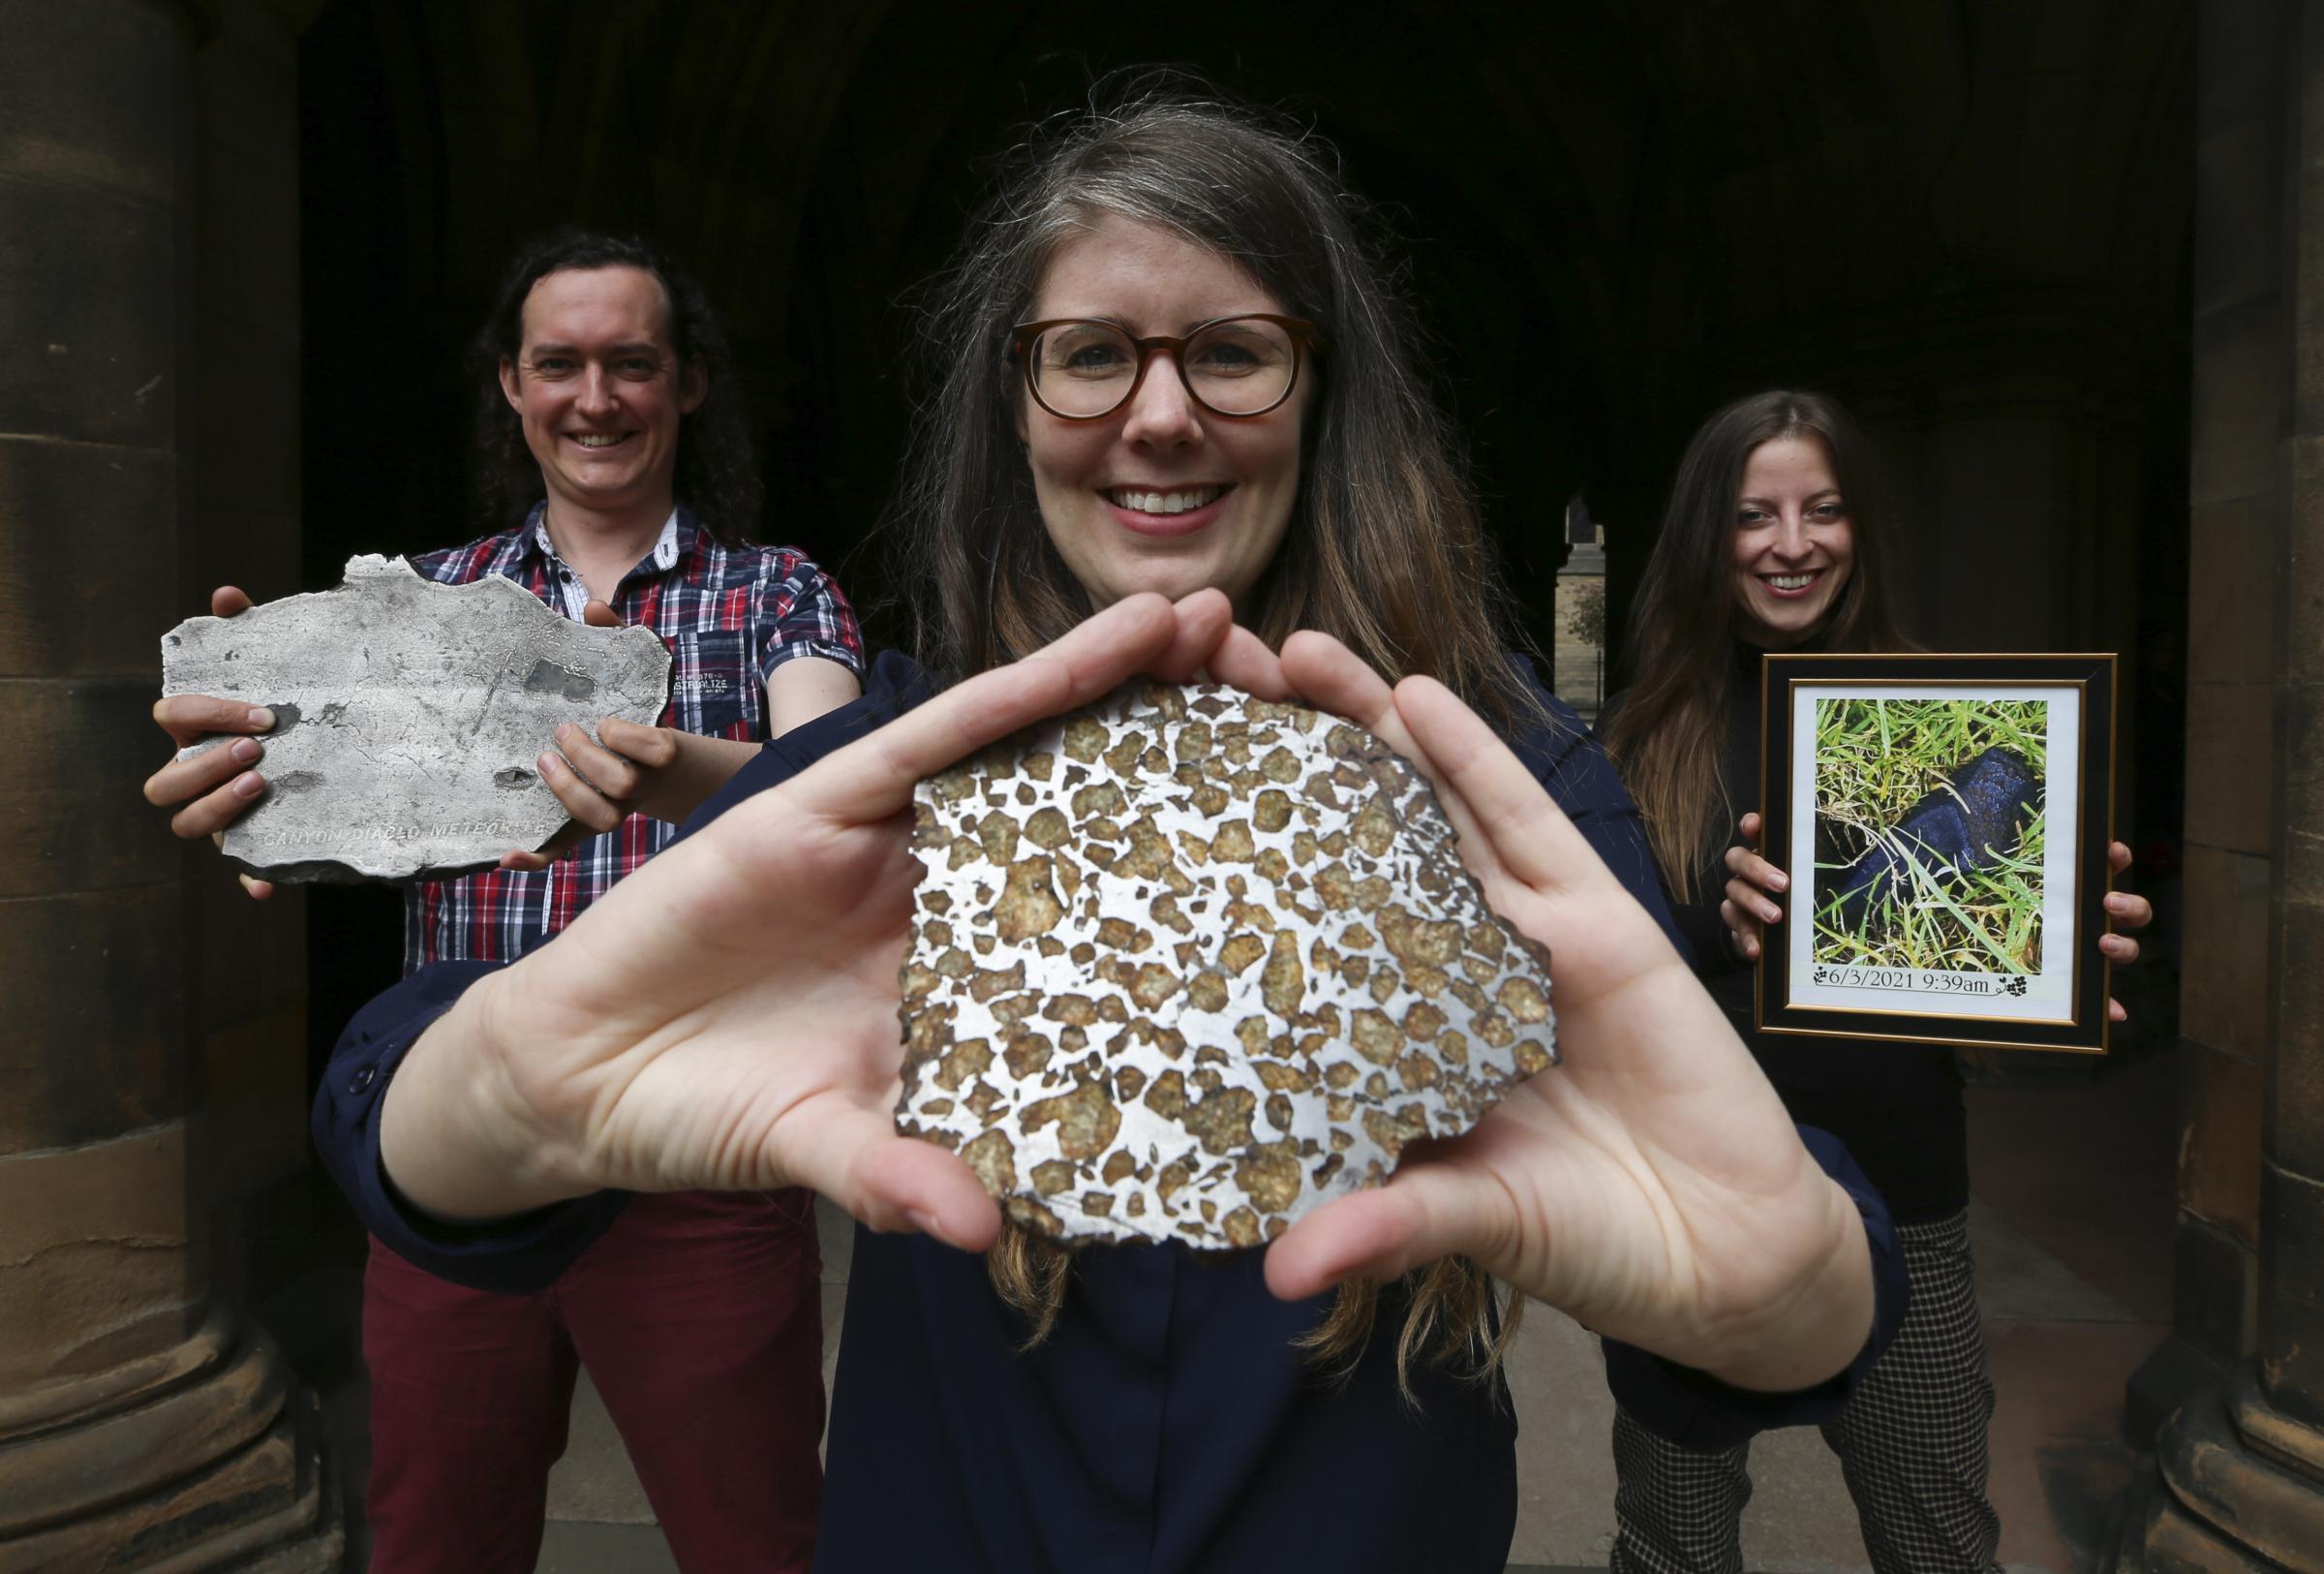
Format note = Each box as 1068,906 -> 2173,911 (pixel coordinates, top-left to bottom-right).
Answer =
1808,696 -> 2047,974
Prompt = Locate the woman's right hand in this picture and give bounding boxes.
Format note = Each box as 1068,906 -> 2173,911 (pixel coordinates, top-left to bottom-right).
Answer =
143,586 -> 279,899
1719,811 -> 1787,961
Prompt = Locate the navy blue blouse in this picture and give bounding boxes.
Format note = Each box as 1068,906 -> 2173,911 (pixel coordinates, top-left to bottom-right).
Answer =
317,651 -> 1904,1574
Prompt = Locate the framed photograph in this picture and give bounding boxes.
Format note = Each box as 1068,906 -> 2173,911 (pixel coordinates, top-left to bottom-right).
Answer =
1757,653 -> 2118,1054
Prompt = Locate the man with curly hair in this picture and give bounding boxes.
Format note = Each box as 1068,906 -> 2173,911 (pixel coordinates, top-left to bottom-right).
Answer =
149,231 -> 856,1572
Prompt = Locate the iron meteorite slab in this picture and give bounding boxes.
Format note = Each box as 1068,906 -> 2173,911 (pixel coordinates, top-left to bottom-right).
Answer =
896,681 -> 1557,1250
161,555 -> 672,883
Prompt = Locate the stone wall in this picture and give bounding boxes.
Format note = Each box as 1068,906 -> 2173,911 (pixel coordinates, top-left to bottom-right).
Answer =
187,0 -> 315,1316
2111,0 -> 2324,1560
2168,0 -> 2283,1391
0,0 -> 335,1563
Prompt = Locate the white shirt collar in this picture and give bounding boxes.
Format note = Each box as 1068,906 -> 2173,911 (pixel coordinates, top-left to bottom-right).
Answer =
529,509 -> 682,618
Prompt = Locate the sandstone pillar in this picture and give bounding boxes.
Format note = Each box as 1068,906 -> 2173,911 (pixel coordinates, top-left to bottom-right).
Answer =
0,0 -> 337,1566
2112,0 -> 2324,1562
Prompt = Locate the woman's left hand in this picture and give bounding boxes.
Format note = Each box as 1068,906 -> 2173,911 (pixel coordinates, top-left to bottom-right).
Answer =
1719,813 -> 1783,962
1257,633 -> 1872,1394
2100,843 -> 2154,1023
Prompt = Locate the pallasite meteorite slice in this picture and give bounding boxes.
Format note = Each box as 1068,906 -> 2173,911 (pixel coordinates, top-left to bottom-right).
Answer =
896,681 -> 1557,1250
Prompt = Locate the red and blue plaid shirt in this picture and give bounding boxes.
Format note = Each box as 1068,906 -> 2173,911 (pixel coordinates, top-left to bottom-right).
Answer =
401,506 -> 863,972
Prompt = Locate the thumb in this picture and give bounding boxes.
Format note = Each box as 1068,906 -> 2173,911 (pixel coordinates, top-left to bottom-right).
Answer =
581,599 -> 624,629
598,715 -> 679,765
1262,1162 -> 1495,1302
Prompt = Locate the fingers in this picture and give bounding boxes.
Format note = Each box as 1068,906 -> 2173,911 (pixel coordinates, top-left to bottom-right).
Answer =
1277,630 -> 1400,734
535,720 -> 681,835
581,599 -> 623,629
163,768 -> 267,839
144,729 -> 265,808
1389,676 -> 1605,894
2098,840 -> 2150,981
595,717 -> 681,770
2096,839 -> 2148,1014
147,692 -> 271,845
535,746 -> 626,833
555,721 -> 669,804
1722,830 -> 1787,937
500,818 -> 595,872
1151,593 -> 1295,697
1149,589 -> 1234,683
153,620 -> 270,835
845,1134 -> 1003,1252
204,833 -> 278,898
2103,843 -> 2153,943
1263,1165 -> 1483,1302
151,694 -> 275,750
1724,842 -> 1789,899
788,594 -> 1180,822
1725,871 -> 1785,927
766,1104 -> 1002,1252
1201,624 -> 1295,699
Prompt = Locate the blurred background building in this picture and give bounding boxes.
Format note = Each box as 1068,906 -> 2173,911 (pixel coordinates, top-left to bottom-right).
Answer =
1552,499 -> 1606,724
2,0 -> 2315,1566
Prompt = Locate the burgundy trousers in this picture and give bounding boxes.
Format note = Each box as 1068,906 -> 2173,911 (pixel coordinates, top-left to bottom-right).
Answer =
361,1188 -> 825,1573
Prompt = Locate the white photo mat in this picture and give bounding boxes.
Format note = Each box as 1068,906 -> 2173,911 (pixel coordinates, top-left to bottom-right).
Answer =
1783,681 -> 2083,1025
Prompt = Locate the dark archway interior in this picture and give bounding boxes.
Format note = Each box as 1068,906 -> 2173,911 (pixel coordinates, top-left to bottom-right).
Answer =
296,0 -> 2192,1073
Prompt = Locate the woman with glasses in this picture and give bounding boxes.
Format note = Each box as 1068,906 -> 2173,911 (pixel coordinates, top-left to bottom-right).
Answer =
312,97 -> 1905,1572
1599,390 -> 2154,1573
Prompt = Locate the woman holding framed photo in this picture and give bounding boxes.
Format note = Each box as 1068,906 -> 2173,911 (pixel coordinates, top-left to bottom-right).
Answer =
1600,389 -> 2154,1573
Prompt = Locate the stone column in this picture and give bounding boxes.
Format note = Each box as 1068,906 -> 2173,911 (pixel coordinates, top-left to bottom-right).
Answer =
0,1 -> 337,1566
2111,0 -> 2324,1563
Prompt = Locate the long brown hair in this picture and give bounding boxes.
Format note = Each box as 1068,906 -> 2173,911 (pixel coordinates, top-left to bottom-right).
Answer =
890,84 -> 1537,1384
1604,390 -> 1911,896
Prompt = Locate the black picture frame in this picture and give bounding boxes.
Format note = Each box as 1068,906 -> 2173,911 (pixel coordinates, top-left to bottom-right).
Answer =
1757,652 -> 2118,1055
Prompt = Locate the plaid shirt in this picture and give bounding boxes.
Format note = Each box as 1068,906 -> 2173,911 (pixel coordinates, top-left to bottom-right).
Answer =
401,505 -> 862,972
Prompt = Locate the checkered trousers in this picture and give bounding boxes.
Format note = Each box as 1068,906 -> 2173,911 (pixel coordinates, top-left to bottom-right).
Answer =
1609,1210 -> 2001,1574
400,507 -> 863,972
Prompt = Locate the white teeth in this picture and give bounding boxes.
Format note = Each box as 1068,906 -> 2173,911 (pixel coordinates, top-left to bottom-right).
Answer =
573,434 -> 625,448
1111,486 -> 1225,515
1766,572 -> 1817,591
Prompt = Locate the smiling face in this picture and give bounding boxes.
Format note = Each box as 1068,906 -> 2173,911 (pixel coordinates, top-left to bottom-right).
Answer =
1729,434 -> 1855,647
1018,217 -> 1310,609
499,264 -> 705,522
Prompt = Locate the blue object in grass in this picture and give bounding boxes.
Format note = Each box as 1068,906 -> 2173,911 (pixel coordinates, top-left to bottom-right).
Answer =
1826,745 -> 2040,933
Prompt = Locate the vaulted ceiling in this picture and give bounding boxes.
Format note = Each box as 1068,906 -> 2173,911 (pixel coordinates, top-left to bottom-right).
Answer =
302,0 -> 2191,632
